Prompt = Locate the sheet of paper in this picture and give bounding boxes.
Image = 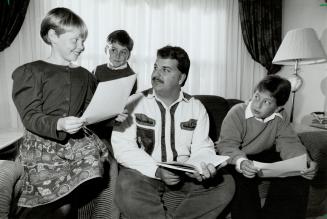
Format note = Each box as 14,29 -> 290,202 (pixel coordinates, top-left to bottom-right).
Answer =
253,154 -> 307,178
82,74 -> 136,125
186,152 -> 230,174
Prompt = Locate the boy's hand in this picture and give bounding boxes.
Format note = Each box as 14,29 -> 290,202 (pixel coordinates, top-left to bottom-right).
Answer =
240,160 -> 259,178
115,109 -> 129,123
57,116 -> 85,134
301,161 -> 318,180
156,167 -> 181,185
185,162 -> 216,182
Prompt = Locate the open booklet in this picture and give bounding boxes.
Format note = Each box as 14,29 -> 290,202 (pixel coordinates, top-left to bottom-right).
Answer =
157,152 -> 229,175
253,154 -> 307,178
81,74 -> 136,125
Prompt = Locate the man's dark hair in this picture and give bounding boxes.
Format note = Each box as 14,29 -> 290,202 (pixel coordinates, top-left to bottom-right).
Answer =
255,75 -> 291,106
157,45 -> 190,86
107,30 -> 134,51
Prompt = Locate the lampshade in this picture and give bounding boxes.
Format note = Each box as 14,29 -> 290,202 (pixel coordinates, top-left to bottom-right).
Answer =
272,28 -> 327,65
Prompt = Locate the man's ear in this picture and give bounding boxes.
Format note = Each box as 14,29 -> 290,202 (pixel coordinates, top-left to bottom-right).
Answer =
47,29 -> 58,44
179,73 -> 186,85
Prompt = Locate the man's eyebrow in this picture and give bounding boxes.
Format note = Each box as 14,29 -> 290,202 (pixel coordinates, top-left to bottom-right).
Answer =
162,66 -> 173,70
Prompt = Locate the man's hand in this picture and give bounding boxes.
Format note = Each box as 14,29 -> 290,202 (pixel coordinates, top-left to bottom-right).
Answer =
115,109 -> 129,123
301,160 -> 318,180
57,116 -> 85,134
185,162 -> 217,182
155,167 -> 181,185
240,160 -> 259,178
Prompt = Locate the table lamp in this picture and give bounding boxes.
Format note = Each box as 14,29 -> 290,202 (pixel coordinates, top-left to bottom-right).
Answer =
272,27 -> 327,122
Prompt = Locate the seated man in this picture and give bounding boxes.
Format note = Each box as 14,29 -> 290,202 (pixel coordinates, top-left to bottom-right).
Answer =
111,45 -> 235,219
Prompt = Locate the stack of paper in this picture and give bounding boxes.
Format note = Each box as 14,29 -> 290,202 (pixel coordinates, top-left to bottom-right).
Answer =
253,154 -> 307,178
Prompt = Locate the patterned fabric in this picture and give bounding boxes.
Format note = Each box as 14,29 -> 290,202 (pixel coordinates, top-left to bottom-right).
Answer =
16,129 -> 109,208
238,0 -> 282,74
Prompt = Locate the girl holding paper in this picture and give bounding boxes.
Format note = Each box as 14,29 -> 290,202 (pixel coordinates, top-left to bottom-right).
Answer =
11,7 -> 111,218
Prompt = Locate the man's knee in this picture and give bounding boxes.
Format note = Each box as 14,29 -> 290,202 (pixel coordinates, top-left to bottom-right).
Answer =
115,168 -> 145,208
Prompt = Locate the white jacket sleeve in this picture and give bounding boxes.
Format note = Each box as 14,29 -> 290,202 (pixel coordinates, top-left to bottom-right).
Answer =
111,109 -> 159,179
189,100 -> 215,160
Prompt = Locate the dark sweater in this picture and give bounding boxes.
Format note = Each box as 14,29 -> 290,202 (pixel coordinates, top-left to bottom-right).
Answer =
12,60 -> 96,141
94,63 -> 137,95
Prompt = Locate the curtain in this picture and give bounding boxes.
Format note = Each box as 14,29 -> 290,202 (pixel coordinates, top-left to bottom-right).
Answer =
0,0 -> 266,130
0,0 -> 30,52
238,0 -> 282,74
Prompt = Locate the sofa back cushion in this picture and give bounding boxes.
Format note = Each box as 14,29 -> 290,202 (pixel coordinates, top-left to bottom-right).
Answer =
194,95 -> 230,142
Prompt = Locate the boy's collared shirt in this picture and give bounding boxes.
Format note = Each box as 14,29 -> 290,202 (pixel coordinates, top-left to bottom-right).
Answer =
107,62 -> 128,70
245,101 -> 283,123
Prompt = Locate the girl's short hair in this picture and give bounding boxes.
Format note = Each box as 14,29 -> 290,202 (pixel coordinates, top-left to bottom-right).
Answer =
40,7 -> 88,45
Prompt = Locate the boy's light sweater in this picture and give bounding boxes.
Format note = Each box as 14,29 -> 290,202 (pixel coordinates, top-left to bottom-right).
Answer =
216,102 -> 308,165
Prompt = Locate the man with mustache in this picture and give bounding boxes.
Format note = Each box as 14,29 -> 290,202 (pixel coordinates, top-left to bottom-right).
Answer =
111,45 -> 235,219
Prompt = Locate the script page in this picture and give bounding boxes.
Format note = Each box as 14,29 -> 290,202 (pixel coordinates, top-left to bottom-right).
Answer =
253,154 -> 307,178
82,74 -> 136,125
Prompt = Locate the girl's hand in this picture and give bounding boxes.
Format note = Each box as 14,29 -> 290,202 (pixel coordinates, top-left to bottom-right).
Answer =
240,160 -> 259,178
115,109 -> 129,123
57,116 -> 85,134
301,161 -> 318,180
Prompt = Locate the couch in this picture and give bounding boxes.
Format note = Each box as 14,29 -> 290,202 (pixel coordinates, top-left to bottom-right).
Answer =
1,95 -> 326,218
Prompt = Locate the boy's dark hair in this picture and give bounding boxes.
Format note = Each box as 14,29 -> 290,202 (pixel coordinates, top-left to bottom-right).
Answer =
157,45 -> 190,86
107,30 -> 134,51
40,7 -> 88,45
255,75 -> 291,106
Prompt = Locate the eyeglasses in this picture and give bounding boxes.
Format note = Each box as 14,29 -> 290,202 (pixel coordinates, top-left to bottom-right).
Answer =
105,44 -> 129,59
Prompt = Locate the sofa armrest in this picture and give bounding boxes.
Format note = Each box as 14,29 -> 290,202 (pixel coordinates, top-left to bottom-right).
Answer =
0,161 -> 24,218
298,131 -> 327,188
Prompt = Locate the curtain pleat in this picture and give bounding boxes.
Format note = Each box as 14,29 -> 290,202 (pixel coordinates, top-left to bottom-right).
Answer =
238,0 -> 282,74
0,0 -> 30,52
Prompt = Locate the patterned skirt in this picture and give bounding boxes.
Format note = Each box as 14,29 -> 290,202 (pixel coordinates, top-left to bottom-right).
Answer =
16,128 -> 109,207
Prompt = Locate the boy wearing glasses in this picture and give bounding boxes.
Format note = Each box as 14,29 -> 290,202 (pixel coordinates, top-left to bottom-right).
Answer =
92,30 -> 137,151
94,29 -> 137,94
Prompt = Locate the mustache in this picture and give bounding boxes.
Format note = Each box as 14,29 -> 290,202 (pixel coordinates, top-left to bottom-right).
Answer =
152,77 -> 163,83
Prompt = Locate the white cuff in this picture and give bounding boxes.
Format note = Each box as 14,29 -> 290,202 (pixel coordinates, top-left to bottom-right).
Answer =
236,157 -> 248,173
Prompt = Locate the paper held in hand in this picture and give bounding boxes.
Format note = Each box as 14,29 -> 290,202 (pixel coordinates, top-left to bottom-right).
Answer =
157,153 -> 230,175
253,154 -> 307,178
81,74 -> 136,125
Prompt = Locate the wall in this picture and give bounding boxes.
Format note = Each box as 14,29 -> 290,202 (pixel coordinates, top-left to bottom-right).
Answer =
278,0 -> 327,124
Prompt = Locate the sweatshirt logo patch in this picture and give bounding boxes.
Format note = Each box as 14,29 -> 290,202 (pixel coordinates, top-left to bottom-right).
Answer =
135,113 -> 155,126
180,119 -> 197,130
